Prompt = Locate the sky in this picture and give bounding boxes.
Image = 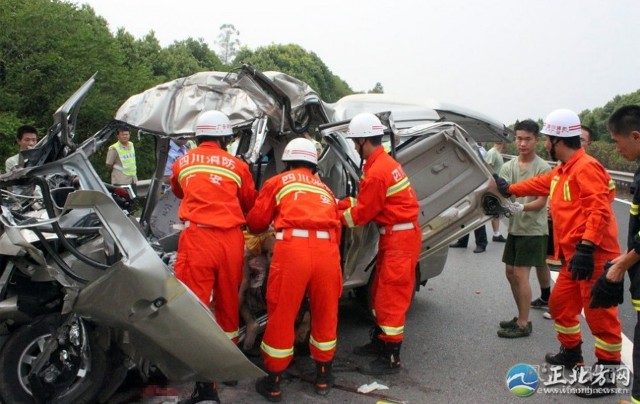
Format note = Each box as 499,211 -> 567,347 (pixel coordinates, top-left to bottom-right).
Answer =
77,0 -> 640,125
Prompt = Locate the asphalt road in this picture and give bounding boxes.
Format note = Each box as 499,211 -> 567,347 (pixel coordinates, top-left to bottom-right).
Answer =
143,198 -> 635,403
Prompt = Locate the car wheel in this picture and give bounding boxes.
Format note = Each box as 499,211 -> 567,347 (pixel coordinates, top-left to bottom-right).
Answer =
0,313 -> 109,404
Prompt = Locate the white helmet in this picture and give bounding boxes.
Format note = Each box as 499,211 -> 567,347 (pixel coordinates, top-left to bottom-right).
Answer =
346,112 -> 387,138
282,138 -> 318,165
540,109 -> 581,138
194,110 -> 233,137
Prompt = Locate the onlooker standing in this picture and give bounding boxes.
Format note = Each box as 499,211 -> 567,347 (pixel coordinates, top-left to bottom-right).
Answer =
580,124 -> 593,148
339,113 -> 421,376
171,111 -> 257,403
449,228 -> 488,253
485,142 -> 506,242
247,138 -> 342,401
5,125 -> 38,173
591,105 -> 640,403
163,137 -> 192,185
495,109 -> 622,398
105,126 -> 137,186
496,120 -> 551,338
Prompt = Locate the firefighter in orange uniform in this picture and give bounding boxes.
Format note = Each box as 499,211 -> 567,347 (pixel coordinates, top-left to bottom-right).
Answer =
340,112 -> 421,376
495,109 -> 621,398
247,138 -> 342,402
171,110 -> 257,403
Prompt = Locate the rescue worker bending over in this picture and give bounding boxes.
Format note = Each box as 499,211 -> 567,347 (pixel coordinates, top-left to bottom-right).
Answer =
171,110 -> 257,404
339,113 -> 421,376
495,108 -> 621,398
247,138 -> 342,402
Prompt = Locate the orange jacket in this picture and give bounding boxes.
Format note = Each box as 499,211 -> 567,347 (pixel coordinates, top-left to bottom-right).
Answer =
509,148 -> 619,261
338,146 -> 419,227
171,142 -> 257,228
246,167 -> 340,234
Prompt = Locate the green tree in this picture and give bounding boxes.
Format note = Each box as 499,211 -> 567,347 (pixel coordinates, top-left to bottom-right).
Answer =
157,38 -> 223,79
368,82 -> 384,94
215,24 -> 241,65
232,44 -> 353,102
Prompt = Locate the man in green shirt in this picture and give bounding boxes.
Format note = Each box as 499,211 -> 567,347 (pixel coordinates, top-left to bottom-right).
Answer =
497,120 -> 551,338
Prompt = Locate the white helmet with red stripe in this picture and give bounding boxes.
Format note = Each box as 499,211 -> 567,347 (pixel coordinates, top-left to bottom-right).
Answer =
194,110 -> 233,137
282,138 -> 318,165
540,109 -> 581,138
346,112 -> 387,138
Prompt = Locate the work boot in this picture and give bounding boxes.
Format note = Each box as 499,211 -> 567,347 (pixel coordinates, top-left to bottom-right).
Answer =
179,382 -> 220,404
575,359 -> 620,398
358,342 -> 402,376
314,361 -> 334,396
353,326 -> 383,357
255,371 -> 282,402
545,342 -> 584,368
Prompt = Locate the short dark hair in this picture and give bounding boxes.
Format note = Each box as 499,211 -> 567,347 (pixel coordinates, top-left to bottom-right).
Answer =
16,125 -> 37,141
608,105 -> 640,136
115,125 -> 130,134
580,125 -> 593,141
514,120 -> 539,136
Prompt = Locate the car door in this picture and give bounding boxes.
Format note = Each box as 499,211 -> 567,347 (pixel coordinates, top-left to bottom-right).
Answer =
318,116 -> 508,286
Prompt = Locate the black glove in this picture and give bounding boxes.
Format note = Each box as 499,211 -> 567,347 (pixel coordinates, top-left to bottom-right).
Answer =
569,243 -> 595,280
589,262 -> 624,308
493,174 -> 512,198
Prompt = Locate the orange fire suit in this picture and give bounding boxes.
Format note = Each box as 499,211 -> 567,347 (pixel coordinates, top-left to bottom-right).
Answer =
509,148 -> 621,361
171,142 -> 257,342
338,146 -> 421,343
246,167 -> 342,372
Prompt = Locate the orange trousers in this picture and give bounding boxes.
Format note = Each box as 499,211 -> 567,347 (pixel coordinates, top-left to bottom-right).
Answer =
174,225 -> 244,342
549,258 -> 622,362
261,229 -> 342,373
372,226 -> 421,343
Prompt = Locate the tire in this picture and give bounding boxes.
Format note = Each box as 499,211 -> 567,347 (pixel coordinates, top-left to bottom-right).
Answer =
0,313 -> 109,404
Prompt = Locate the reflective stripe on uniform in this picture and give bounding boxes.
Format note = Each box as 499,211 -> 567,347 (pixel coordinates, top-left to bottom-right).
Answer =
178,165 -> 242,187
309,336 -> 336,352
386,177 -> 411,197
631,395 -> 640,404
608,179 -> 616,191
225,329 -> 239,339
563,181 -> 571,201
380,324 -> 404,336
633,298 -> 640,311
631,203 -> 639,216
275,183 -> 333,205
594,336 -> 622,353
554,322 -> 580,335
261,341 -> 294,359
343,208 -> 356,228
549,176 -> 559,199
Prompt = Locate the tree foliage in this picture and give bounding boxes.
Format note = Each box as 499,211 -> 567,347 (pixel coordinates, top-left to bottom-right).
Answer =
579,89 -> 640,143
233,44 -> 353,102
368,82 -> 384,94
215,24 -> 241,65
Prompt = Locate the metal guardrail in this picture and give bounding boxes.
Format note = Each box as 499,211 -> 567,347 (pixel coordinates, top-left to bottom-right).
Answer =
503,154 -> 633,185
137,156 -> 635,200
